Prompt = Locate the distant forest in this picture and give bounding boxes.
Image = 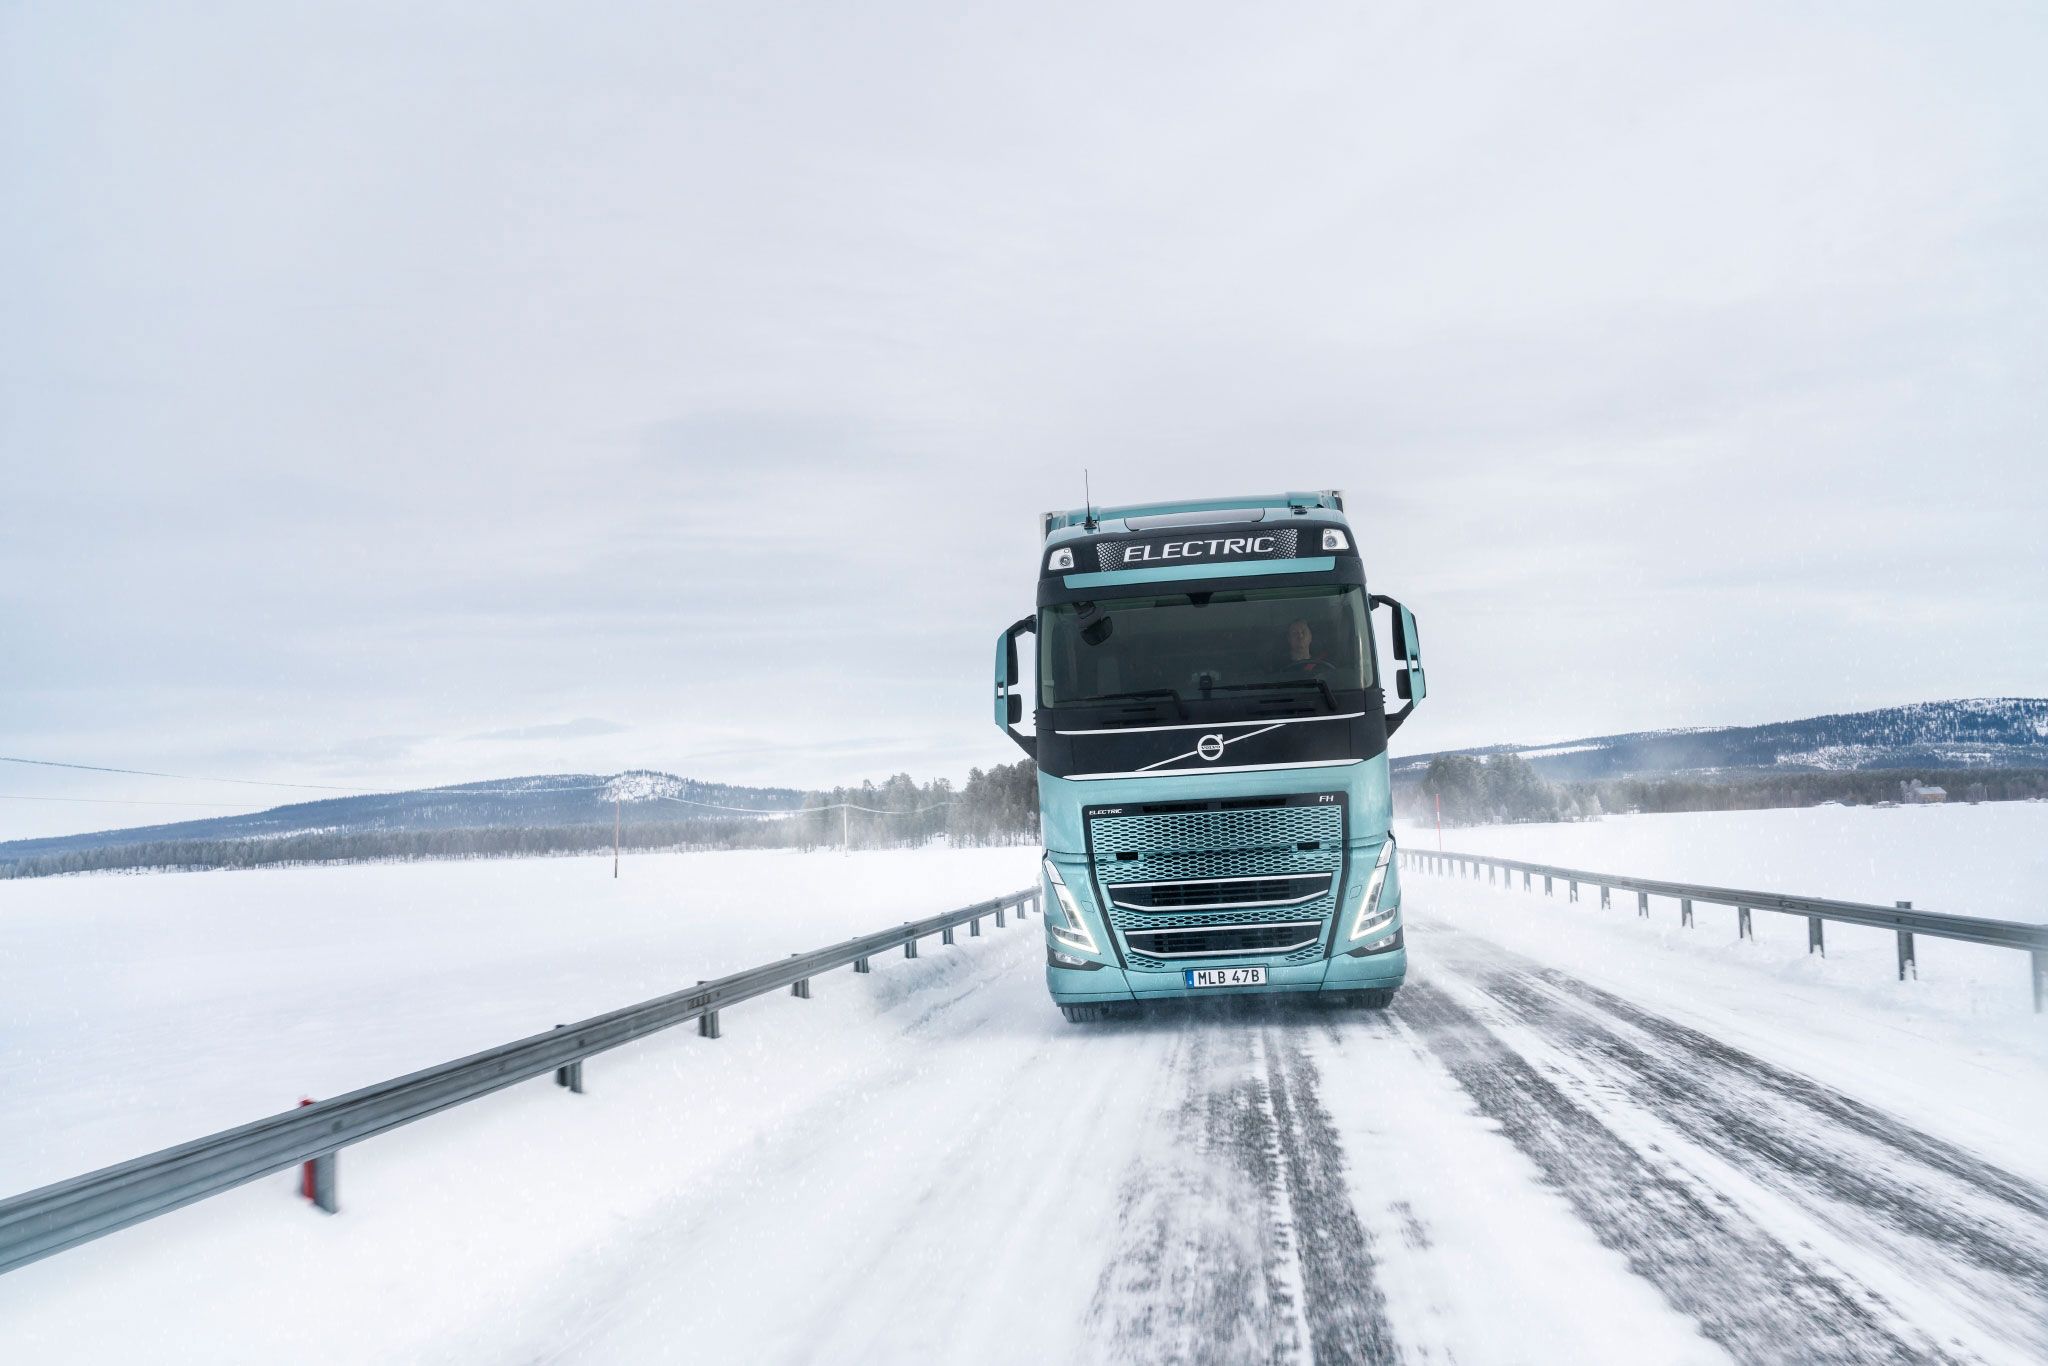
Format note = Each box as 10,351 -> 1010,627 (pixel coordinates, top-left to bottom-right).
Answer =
1397,755 -> 2048,828
0,761 -> 1041,880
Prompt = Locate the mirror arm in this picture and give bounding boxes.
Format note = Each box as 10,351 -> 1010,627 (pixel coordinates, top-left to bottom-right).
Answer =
1002,617 -> 1038,758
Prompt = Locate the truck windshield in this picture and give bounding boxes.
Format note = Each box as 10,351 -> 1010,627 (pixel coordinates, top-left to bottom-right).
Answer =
1040,584 -> 1373,707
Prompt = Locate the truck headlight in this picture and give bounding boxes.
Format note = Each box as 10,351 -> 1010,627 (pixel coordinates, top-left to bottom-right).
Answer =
1043,857 -> 1100,955
1347,838 -> 1397,942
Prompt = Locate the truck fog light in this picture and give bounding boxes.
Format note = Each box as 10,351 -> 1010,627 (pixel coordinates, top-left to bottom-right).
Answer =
1043,857 -> 1100,955
1355,930 -> 1401,954
1047,547 -> 1075,571
1048,947 -> 1093,969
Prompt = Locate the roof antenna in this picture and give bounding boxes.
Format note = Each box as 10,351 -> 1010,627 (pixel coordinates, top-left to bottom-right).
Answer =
1084,469 -> 1098,531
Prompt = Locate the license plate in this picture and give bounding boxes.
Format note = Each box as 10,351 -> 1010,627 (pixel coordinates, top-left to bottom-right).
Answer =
1184,966 -> 1268,988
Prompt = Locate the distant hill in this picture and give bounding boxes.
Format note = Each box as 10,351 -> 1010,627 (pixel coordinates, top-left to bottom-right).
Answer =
0,771 -> 805,867
1393,698 -> 2048,784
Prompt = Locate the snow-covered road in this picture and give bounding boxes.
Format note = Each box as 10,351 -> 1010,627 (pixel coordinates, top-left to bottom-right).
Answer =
4,843 -> 2044,1364
494,922 -> 2044,1365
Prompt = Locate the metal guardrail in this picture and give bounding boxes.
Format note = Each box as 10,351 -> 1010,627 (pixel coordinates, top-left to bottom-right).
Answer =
1403,848 -> 2048,1012
0,887 -> 1039,1276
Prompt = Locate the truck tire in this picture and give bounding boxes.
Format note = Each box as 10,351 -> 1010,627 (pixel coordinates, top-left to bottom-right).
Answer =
1060,1004 -> 1105,1023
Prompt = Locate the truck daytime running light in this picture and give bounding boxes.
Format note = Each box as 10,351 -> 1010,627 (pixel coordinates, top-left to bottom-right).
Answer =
1043,858 -> 1100,955
1347,838 -> 1397,941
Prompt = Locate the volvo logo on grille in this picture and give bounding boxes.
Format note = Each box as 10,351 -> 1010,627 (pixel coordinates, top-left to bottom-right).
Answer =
1196,734 -> 1226,761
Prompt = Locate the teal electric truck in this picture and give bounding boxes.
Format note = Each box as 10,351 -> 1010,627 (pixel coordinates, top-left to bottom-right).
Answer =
992,491 -> 1427,1022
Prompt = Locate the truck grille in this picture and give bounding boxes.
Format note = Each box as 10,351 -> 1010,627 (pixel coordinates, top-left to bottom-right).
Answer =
1088,800 -> 1345,973
1122,922 -> 1323,958
1107,872 -> 1330,912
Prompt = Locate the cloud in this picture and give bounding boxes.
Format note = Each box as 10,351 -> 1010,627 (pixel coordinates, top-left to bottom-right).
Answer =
462,718 -> 632,743
1,1 -> 2042,839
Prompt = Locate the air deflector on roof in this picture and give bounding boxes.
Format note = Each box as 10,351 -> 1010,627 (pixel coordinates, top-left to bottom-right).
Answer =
1123,508 -> 1269,532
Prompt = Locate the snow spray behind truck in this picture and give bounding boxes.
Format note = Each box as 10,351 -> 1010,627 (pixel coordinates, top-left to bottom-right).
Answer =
993,491 -> 1428,1022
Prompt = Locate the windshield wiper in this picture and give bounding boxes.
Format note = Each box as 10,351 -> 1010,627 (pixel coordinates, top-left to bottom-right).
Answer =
1085,688 -> 1189,720
1207,679 -> 1338,712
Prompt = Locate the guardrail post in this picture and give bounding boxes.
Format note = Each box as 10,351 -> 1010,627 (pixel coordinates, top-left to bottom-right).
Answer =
995,904 -> 1006,928
296,1098 -> 335,1211
942,925 -> 955,946
905,936 -> 918,958
854,956 -> 871,973
1680,897 -> 1693,928
1738,906 -> 1753,940
308,1152 -> 337,1214
970,916 -> 982,937
1807,916 -> 1824,956
699,1010 -> 721,1038
1637,891 -> 1649,919
1569,880 -> 1579,903
1896,903 -> 1916,980
1599,885 -> 1611,911
295,1105 -> 337,1214
1524,870 -> 1532,891
552,1026 -> 584,1093
2033,951 -> 2046,1014
1544,875 -> 1553,897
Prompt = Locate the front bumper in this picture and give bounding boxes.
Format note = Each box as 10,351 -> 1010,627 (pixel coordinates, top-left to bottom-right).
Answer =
1047,941 -> 1405,1003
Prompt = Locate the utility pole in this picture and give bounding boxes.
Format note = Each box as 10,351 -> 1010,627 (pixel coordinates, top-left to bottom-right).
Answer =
1435,792 -> 1443,852
614,795 -> 621,879
842,802 -> 850,857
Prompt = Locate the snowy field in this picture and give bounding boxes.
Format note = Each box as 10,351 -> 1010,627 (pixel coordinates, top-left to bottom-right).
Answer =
0,847 -> 1040,1193
1405,799 -> 2048,925
1,818 -> 2044,1364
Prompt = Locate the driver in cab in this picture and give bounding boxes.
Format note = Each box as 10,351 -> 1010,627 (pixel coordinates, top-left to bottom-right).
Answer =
1285,618 -> 1332,675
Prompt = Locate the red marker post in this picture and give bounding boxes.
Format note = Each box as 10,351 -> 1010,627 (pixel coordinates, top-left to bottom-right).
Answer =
298,1098 -> 317,1201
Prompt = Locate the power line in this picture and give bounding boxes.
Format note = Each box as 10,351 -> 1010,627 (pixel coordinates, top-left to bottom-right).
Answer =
0,793 -> 266,809
0,753 -> 621,803
0,755 -> 378,793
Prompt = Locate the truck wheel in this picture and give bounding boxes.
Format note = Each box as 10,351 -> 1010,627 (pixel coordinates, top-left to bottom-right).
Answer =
1060,1004 -> 1103,1023
1356,988 -> 1397,1010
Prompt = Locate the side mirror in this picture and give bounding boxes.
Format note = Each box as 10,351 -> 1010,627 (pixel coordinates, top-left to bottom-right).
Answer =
1394,604 -> 1426,702
992,617 -> 1037,757
1371,595 -> 1427,734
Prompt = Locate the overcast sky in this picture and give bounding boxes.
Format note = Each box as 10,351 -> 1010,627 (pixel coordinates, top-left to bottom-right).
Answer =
3,1 -> 2044,838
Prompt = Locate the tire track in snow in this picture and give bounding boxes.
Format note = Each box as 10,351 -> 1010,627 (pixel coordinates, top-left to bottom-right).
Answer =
1523,963 -> 2048,1222
1402,980 -> 1952,1365
1261,1023 -> 1401,1364
1084,1023 -> 1301,1363
1462,961 -> 2048,1356
1083,1004 -> 1399,1364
